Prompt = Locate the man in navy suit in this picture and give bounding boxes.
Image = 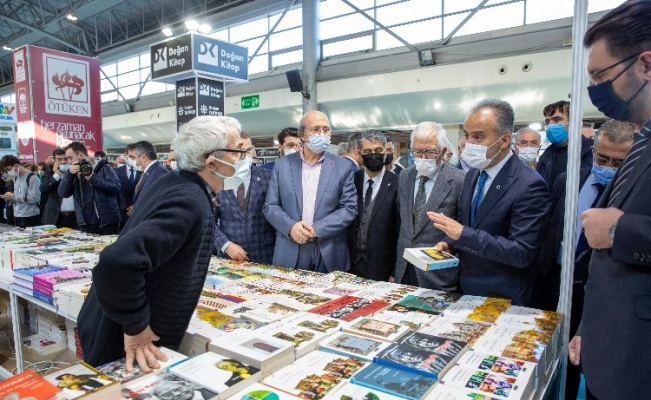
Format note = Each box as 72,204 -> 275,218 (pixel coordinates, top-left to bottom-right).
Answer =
129,141 -> 169,213
264,110 -> 357,272
115,145 -> 142,229
214,132 -> 275,265
570,3 -> 651,398
430,99 -> 550,307
347,130 -> 399,281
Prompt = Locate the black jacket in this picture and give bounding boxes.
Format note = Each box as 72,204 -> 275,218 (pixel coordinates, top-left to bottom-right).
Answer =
536,135 -> 593,188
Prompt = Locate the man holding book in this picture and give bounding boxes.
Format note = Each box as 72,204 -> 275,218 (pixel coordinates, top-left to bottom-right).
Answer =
570,2 -> 651,398
77,116 -> 245,372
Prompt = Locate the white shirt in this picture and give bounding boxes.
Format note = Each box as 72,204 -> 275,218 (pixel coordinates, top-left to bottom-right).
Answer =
363,169 -> 385,203
472,151 -> 513,201
413,164 -> 442,204
53,173 -> 75,212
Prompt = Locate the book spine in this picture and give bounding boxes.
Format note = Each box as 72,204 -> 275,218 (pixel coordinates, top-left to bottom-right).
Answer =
32,290 -> 54,305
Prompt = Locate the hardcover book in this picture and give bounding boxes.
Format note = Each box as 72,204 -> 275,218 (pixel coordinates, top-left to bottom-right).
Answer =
403,247 -> 459,271
350,363 -> 437,400
169,351 -> 262,398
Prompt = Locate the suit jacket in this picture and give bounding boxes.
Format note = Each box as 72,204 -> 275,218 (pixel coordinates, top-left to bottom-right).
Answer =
263,151 -> 357,272
77,171 -> 215,366
115,165 -> 142,212
451,153 -> 550,306
580,126 -> 651,399
214,166 -> 275,265
394,163 -> 465,290
347,169 -> 399,281
132,161 -> 169,209
40,171 -> 63,225
536,135 -> 593,188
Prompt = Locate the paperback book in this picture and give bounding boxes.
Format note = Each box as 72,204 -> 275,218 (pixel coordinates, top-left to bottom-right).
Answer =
43,361 -> 121,400
439,366 -> 533,400
350,363 -> 437,400
319,332 -> 393,361
403,247 -> 459,271
121,371 -> 217,400
343,317 -> 411,342
323,381 -> 405,400
419,316 -> 493,346
308,295 -> 390,322
0,369 -> 61,400
96,346 -> 188,383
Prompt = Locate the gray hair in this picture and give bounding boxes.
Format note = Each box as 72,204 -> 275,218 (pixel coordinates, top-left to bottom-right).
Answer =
596,119 -> 635,144
298,111 -> 330,136
514,127 -> 541,145
174,116 -> 241,172
469,98 -> 515,135
336,142 -> 349,156
357,130 -> 386,149
410,122 -> 449,150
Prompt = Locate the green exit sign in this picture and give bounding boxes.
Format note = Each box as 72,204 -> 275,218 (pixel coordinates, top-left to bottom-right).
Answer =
241,94 -> 260,109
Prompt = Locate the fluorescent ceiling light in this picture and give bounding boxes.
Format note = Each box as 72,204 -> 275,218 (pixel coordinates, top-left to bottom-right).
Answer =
162,27 -> 173,37
185,20 -> 199,31
528,122 -> 542,131
199,24 -> 212,34
66,13 -> 78,21
2,46 -> 11,51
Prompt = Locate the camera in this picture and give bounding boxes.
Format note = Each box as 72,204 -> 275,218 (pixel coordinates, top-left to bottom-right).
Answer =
79,159 -> 93,176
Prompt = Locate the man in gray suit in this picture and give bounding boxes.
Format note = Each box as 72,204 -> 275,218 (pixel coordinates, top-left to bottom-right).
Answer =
394,122 -> 465,290
264,110 -> 357,272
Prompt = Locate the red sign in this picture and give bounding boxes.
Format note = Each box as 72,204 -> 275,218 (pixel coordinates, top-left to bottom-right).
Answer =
12,46 -> 102,162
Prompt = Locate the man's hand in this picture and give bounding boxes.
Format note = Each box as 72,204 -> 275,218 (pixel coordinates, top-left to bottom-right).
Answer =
290,221 -> 316,244
1,192 -> 13,201
434,241 -> 450,252
569,335 -> 581,366
427,212 -> 463,241
124,326 -> 168,373
225,243 -> 250,261
126,205 -> 134,217
68,163 -> 81,175
580,208 -> 624,249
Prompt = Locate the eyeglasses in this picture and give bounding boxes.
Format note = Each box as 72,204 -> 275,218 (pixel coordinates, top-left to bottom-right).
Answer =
517,140 -> 539,146
594,153 -> 624,168
210,148 -> 247,160
411,149 -> 441,159
588,53 -> 639,85
307,126 -> 331,134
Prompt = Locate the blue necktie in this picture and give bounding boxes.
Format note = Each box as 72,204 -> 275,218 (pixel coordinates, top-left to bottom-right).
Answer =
471,171 -> 488,225
128,167 -> 135,185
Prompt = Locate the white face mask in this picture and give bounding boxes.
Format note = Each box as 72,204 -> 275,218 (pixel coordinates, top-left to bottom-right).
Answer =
126,157 -> 141,172
461,136 -> 505,169
210,156 -> 250,191
116,163 -> 125,168
413,157 -> 441,177
7,167 -> 17,178
170,161 -> 178,171
517,146 -> 539,164
283,148 -> 298,157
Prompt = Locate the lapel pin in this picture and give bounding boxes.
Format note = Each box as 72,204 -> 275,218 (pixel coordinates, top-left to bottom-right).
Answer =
496,185 -> 501,190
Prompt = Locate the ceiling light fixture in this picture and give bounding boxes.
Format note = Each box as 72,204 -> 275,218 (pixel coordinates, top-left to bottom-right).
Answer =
2,45 -> 11,51
185,20 -> 199,31
198,24 -> 212,34
66,13 -> 78,22
162,27 -> 173,37
528,122 -> 542,131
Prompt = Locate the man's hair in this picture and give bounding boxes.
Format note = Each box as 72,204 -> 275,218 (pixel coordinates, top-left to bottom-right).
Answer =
126,143 -> 137,152
583,120 -> 595,128
347,132 -> 361,152
584,0 -> 651,59
596,119 -> 636,144
543,100 -> 570,119
357,130 -> 386,149
469,98 -> 515,136
52,148 -> 65,158
94,150 -> 106,158
174,116 -> 241,172
514,127 -> 542,144
410,121 -> 449,149
277,127 -> 299,145
0,155 -> 19,170
240,131 -> 250,140
64,141 -> 88,156
132,141 -> 157,161
298,111 -> 330,136
386,136 -> 395,144
336,142 -> 349,156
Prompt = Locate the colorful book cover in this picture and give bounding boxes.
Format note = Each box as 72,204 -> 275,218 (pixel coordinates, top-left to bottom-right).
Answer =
319,332 -> 392,361
390,294 -> 455,316
324,381 -> 405,400
375,343 -> 457,379
350,363 -> 437,400
344,317 -> 411,342
96,346 -> 188,383
43,361 -> 120,399
308,295 -> 390,322
33,269 -> 90,289
439,367 -> 532,400
0,370 -> 61,399
419,317 -> 492,347
121,371 -> 217,400
230,382 -> 303,399
13,265 -> 65,282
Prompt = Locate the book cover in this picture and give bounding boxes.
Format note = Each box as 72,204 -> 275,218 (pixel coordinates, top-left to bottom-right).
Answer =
442,297 -> 511,324
169,351 -> 261,397
455,352 -> 536,381
96,346 -> 188,383
121,371 -> 217,400
350,363 -> 437,400
0,370 -> 61,400
344,317 -> 411,342
229,382 -> 303,400
390,294 -> 456,316
323,381 -> 405,400
33,269 -> 90,289
13,265 -> 65,282
423,385 -> 501,399
43,361 -> 120,399
319,332 -> 393,362
308,296 -> 390,322
419,317 -> 492,347
439,367 -> 532,400
403,247 -> 459,271
262,351 -> 365,400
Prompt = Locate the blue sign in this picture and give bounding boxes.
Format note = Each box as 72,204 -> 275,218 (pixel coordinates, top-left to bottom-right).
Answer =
192,34 -> 248,82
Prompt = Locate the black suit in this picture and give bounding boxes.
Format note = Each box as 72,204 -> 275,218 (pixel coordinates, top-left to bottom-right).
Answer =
132,161 -> 169,209
449,153 -> 550,306
580,125 -> 651,399
115,165 -> 142,228
347,170 -> 399,281
40,171 -> 63,226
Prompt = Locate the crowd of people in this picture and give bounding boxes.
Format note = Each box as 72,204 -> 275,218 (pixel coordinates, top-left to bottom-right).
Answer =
0,1 -> 648,398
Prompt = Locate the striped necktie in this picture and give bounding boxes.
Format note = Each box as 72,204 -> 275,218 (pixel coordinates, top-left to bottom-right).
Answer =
608,128 -> 649,206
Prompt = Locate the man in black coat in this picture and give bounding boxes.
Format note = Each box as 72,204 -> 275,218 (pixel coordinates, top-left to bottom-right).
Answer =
115,146 -> 142,230
347,130 -> 399,282
40,148 -> 77,229
77,116 -> 245,372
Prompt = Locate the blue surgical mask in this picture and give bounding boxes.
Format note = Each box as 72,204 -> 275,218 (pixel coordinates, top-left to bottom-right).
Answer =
58,164 -> 70,173
592,163 -> 617,186
306,134 -> 331,154
545,124 -> 568,146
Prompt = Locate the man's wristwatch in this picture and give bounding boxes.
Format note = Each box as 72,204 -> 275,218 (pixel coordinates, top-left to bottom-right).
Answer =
608,220 -> 619,244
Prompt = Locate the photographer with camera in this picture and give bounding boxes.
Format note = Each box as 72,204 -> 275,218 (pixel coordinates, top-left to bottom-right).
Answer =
58,142 -> 121,235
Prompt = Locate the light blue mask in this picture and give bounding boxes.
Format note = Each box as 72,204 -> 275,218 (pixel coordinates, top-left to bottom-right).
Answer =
592,163 -> 617,186
306,134 -> 331,154
59,164 -> 70,173
546,123 -> 569,146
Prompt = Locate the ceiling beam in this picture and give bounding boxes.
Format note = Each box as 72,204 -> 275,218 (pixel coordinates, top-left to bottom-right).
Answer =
0,14 -> 88,54
441,0 -> 490,46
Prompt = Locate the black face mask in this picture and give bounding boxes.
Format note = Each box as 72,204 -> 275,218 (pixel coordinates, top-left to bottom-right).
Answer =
384,153 -> 394,166
362,153 -> 386,172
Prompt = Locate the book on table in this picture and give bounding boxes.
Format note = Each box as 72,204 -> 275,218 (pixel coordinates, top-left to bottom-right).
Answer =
0,370 -> 61,400
350,363 -> 437,400
43,361 -> 121,400
402,247 -> 459,271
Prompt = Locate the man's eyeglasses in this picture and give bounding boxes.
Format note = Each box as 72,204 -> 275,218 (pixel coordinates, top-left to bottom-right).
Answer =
594,153 -> 624,168
411,149 -> 441,159
307,126 -> 331,134
209,148 -> 247,160
588,52 -> 639,85
517,140 -> 539,147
